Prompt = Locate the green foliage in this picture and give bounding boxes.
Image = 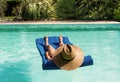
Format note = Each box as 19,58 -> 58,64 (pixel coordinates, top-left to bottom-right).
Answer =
12,3 -> 22,18
0,0 -> 7,18
56,0 -> 119,20
113,4 -> 120,21
21,0 -> 56,20
21,2 -> 41,20
0,0 -> 120,21
55,0 -> 75,19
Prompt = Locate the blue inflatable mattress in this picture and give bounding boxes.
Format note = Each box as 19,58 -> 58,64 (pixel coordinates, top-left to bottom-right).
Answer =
36,36 -> 93,70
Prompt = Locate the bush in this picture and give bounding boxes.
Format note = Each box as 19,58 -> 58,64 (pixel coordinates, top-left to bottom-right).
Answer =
0,0 -> 7,18
2,0 -> 119,21
21,2 -> 41,20
55,0 -> 119,20
113,4 -> 120,21
21,0 -> 56,20
55,0 -> 75,20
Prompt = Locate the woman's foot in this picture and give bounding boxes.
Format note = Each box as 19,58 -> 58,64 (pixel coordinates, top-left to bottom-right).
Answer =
59,35 -> 64,46
44,36 -> 49,46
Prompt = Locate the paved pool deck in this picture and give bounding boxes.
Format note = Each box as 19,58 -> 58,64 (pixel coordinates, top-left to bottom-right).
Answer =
0,21 -> 120,24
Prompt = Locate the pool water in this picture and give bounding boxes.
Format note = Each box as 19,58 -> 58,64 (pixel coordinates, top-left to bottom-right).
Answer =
0,24 -> 120,82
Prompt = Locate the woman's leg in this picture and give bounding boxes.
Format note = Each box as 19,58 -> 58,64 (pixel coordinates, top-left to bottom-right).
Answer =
44,36 -> 55,60
59,35 -> 64,46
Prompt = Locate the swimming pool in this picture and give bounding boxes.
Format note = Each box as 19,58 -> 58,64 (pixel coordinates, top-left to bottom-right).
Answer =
0,24 -> 120,82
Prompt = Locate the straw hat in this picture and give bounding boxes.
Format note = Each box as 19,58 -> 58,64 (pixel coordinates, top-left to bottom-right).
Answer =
52,44 -> 84,70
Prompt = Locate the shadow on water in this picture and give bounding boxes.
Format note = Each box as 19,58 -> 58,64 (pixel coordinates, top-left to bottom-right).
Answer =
0,24 -> 120,32
1,27 -> 120,32
0,61 -> 31,82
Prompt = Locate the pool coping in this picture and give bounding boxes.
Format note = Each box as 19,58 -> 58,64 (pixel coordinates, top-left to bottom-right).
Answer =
0,21 -> 120,24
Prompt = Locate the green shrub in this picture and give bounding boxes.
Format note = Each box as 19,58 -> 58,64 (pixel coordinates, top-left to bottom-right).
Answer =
55,0 -> 75,20
2,0 -> 119,21
21,3 -> 41,20
113,4 -> 120,21
21,0 -> 56,20
0,0 -> 7,18
55,0 -> 119,20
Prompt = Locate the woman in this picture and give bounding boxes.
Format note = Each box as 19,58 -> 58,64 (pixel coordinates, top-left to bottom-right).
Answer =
44,35 -> 84,70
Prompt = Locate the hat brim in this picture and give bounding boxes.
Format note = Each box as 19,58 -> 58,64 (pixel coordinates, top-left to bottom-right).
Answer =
52,45 -> 84,70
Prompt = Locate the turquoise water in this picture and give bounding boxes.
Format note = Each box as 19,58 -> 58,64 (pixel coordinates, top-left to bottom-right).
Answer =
0,24 -> 120,82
